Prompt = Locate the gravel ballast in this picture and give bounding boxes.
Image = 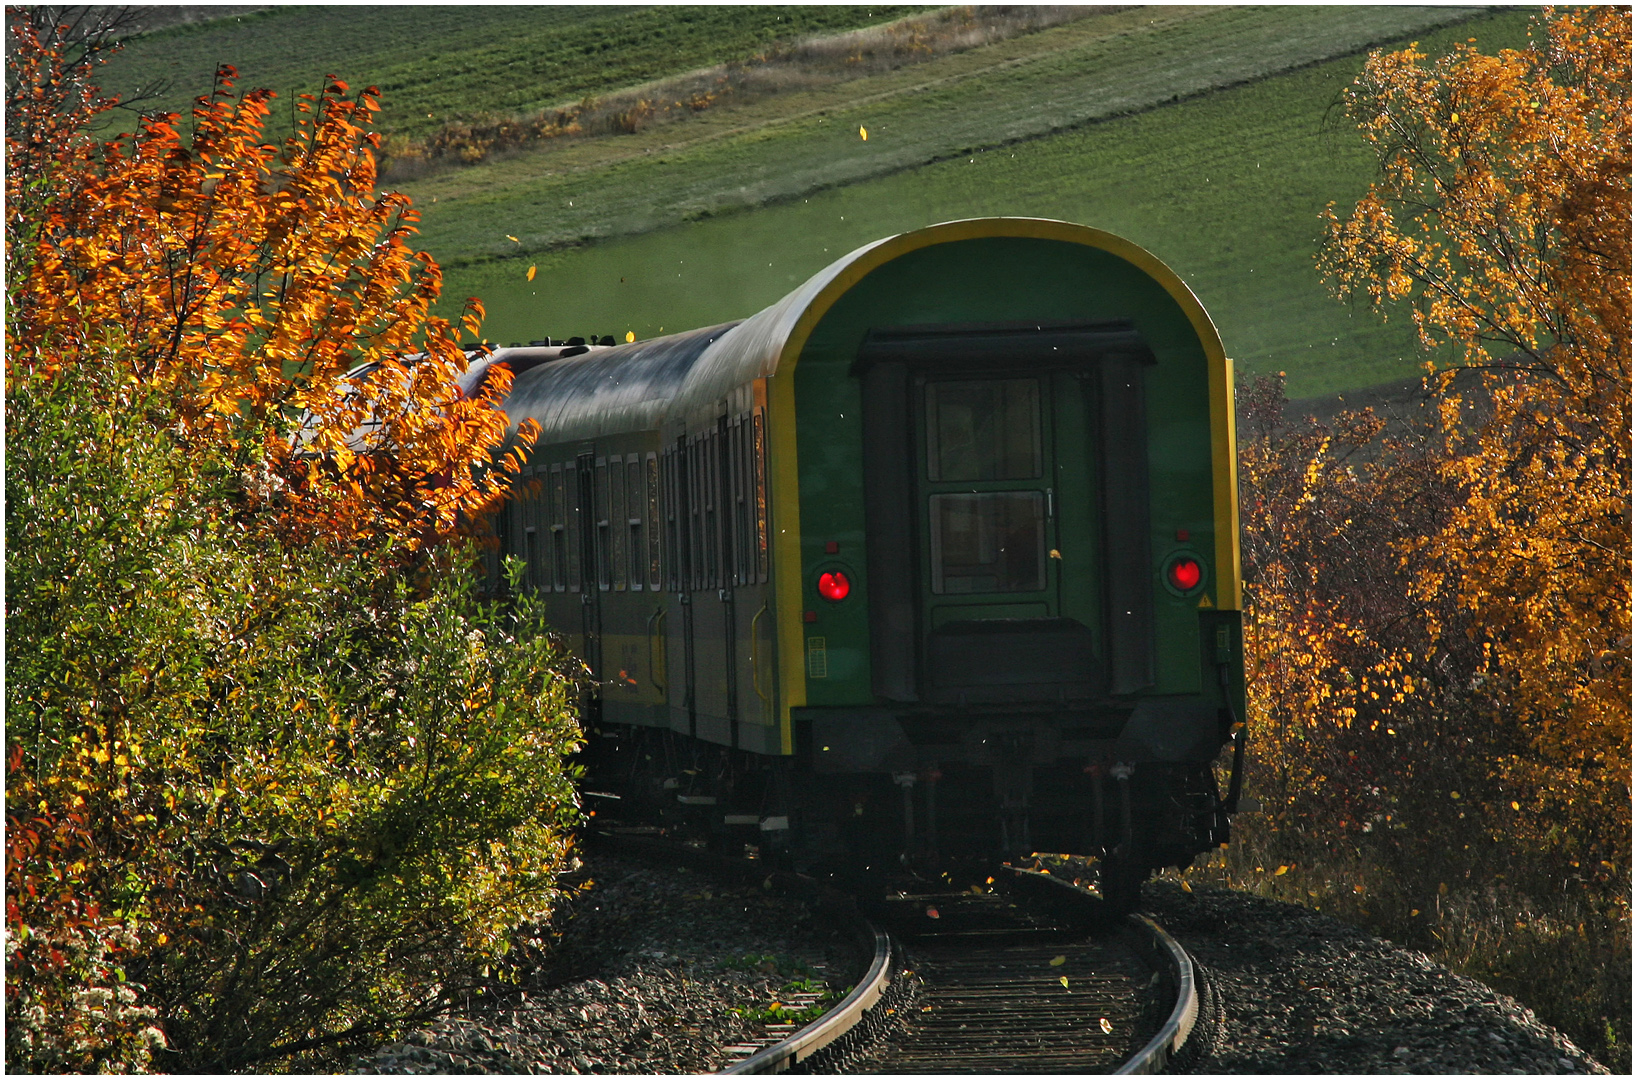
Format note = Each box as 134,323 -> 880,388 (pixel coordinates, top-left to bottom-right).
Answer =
1140,880 -> 1609,1075
350,855 -> 1607,1074
349,853 -> 862,1074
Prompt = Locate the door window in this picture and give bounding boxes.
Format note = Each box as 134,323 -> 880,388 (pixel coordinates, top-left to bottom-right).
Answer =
923,377 -> 1050,598
926,379 -> 1041,481
929,491 -> 1046,594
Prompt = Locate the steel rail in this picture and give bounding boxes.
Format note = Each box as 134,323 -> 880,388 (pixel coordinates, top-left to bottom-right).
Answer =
1116,913 -> 1199,1074
720,919 -> 894,1075
722,881 -> 1200,1074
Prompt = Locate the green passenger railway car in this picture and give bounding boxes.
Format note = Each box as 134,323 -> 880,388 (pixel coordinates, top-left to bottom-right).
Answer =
480,218 -> 1247,901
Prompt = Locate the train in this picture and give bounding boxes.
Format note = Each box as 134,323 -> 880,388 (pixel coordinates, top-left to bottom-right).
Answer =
474,217 -> 1247,906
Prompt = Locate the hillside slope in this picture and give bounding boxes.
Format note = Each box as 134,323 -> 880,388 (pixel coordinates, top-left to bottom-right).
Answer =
435,8 -> 1528,397
93,5 -> 922,140
94,5 -> 1529,397
401,6 -> 1485,265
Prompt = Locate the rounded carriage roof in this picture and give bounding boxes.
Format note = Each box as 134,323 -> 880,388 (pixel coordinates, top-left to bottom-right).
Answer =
497,217 -> 1224,445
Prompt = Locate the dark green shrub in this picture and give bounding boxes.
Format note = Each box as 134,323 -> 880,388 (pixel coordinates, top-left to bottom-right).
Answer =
6,366 -> 584,1071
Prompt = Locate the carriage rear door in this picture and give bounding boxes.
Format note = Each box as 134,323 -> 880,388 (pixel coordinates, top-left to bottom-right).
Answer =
914,375 -> 1093,703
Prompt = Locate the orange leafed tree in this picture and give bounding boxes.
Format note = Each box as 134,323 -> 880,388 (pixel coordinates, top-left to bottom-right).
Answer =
6,24 -> 532,549
6,13 -> 587,1072
1317,7 -> 1629,869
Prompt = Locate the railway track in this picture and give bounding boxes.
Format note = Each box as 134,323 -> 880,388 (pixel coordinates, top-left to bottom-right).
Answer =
838,874 -> 1196,1074
593,831 -> 1202,1074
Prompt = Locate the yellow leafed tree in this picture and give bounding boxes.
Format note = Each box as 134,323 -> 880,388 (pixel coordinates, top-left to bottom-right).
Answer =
1319,6 -> 1630,858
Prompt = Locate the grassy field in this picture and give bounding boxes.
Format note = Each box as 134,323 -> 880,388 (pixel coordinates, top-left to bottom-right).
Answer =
94,6 -> 921,140
441,8 -> 1531,398
400,6 -> 1486,263
94,5 -> 1524,396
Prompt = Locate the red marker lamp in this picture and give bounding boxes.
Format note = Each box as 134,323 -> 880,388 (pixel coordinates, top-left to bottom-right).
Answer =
817,569 -> 851,602
1166,555 -> 1203,592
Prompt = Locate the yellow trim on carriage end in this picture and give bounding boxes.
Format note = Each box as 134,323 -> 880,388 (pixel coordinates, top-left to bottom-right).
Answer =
768,368 -> 804,753
766,218 -> 1244,750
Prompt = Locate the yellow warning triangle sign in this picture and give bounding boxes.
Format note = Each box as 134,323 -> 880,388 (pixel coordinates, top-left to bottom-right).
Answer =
1197,592 -> 1215,609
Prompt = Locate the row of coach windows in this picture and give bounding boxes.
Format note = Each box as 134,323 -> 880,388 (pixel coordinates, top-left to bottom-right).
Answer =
509,407 -> 767,595
513,452 -> 662,593
662,408 -> 770,593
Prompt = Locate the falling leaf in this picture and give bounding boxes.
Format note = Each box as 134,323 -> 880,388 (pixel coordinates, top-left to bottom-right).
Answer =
1100,1017 -> 1114,1034
1410,908 -> 1420,916
526,265 -> 537,281
1274,865 -> 1290,876
1179,878 -> 1192,892
1059,975 -> 1069,989
1049,955 -> 1066,967
859,125 -> 868,141
506,234 -> 520,243
1049,548 -> 1062,559
625,330 -> 635,343
926,906 -> 940,919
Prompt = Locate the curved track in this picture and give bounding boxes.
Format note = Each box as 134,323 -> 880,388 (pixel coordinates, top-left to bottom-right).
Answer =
720,868 -> 1201,1074
591,831 -> 1200,1074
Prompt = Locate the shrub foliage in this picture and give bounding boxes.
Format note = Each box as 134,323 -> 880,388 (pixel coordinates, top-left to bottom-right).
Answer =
1236,6 -> 1629,1065
5,11 -> 580,1073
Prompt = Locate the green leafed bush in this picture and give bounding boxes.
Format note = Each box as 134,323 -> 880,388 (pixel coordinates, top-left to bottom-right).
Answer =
6,363 -> 585,1072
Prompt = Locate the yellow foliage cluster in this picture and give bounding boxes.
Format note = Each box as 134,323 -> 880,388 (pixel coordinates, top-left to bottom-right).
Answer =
1247,6 -> 1628,899
1320,6 -> 1630,847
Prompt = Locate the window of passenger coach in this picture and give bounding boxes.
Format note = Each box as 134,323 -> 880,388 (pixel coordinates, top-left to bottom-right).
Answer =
646,453 -> 662,591
752,411 -> 769,581
929,491 -> 1046,594
550,466 -> 568,591
596,458 -> 612,590
627,456 -> 644,590
926,379 -> 1041,481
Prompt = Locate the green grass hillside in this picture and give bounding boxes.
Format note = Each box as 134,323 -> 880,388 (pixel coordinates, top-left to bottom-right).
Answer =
94,5 -> 920,140
434,7 -> 1530,397
96,6 -> 1533,396
401,6 -> 1487,263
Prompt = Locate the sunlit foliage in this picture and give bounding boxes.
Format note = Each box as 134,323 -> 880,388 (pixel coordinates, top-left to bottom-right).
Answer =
6,12 -> 579,1072
7,18 -> 533,550
1236,6 -> 1629,1065
1318,8 -> 1631,834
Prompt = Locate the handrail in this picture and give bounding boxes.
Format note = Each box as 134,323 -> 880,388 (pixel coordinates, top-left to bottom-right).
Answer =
647,607 -> 666,692
749,604 -> 770,704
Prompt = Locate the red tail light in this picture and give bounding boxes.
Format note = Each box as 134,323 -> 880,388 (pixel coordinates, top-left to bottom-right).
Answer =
1166,556 -> 1203,592
818,570 -> 851,602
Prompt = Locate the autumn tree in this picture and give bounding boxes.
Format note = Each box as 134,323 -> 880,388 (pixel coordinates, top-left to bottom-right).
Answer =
1316,4 -> 1630,886
6,12 -> 577,1072
1228,9 -> 1629,1064
7,10 -> 535,548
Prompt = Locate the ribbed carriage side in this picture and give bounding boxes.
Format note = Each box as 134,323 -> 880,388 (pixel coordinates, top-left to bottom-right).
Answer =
492,324 -> 745,734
